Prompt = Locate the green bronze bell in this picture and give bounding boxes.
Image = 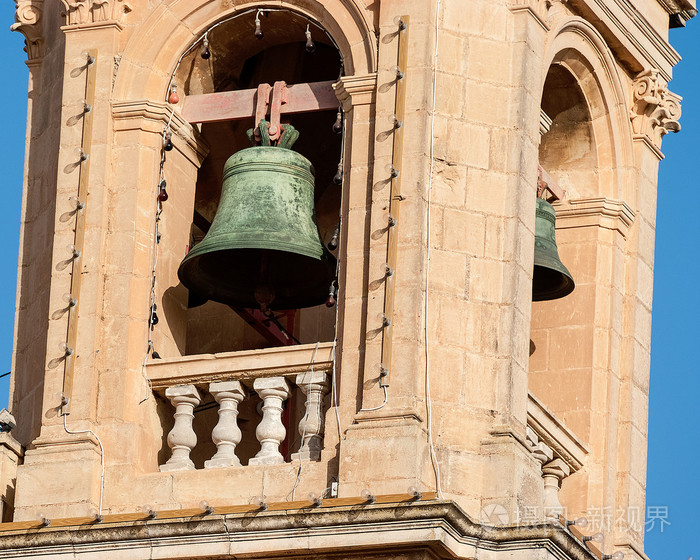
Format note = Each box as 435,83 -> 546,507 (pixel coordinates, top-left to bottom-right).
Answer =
178,146 -> 336,310
532,197 -> 575,301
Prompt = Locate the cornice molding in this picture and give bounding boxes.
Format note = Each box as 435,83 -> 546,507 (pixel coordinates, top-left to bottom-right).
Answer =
656,0 -> 697,15
527,393 -> 588,473
112,100 -> 209,166
0,500 -> 600,560
60,0 -> 131,26
563,0 -> 681,82
554,197 -> 636,237
507,0 -> 551,31
333,73 -> 377,111
611,0 -> 681,79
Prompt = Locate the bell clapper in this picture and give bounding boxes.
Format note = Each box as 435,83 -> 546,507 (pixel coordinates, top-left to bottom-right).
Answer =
254,251 -> 276,313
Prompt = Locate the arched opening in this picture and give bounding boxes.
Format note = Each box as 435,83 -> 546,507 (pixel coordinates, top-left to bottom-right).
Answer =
171,11 -> 344,356
539,64 -> 597,199
530,62 -> 599,439
529,37 -> 634,519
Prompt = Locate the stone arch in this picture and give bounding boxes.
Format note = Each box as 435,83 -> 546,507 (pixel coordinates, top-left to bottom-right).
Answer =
113,0 -> 377,102
540,17 -> 634,202
530,16 -> 638,519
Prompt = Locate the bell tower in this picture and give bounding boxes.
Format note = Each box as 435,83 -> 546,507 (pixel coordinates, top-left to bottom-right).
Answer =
0,0 -> 694,559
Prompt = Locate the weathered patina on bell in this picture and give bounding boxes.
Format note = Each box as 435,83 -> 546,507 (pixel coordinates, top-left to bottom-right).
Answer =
532,197 -> 575,301
178,146 -> 336,310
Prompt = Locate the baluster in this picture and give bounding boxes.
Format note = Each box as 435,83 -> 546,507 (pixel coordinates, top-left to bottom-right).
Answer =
205,380 -> 245,468
291,371 -> 329,462
159,385 -> 201,472
542,459 -> 571,517
249,377 -> 290,465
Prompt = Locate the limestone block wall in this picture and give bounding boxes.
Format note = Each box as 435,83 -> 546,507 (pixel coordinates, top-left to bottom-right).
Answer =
3,4 -> 691,560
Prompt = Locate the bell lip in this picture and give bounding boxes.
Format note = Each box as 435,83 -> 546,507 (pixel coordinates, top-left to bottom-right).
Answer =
177,248 -> 337,311
532,265 -> 575,301
182,232 -> 324,265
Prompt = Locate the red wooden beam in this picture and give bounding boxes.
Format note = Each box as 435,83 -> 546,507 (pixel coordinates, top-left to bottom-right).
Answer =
537,165 -> 566,202
231,307 -> 298,347
182,80 -> 339,124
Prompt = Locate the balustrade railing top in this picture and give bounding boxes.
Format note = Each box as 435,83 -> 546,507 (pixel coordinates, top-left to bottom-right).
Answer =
145,341 -> 335,389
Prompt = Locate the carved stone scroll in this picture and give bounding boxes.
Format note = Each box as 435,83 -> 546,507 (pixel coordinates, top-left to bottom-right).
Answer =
631,69 -> 682,153
11,0 -> 44,61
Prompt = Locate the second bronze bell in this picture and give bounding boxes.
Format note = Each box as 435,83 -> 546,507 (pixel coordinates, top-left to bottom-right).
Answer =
532,197 -> 575,301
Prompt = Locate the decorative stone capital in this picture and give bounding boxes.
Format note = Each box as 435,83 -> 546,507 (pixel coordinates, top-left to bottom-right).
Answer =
11,0 -> 44,61
112,100 -> 209,168
631,69 -> 682,155
542,457 -> 571,480
508,0 -> 552,29
333,73 -> 377,112
60,0 -> 131,26
526,427 -> 554,465
554,198 -> 636,238
542,458 -> 571,514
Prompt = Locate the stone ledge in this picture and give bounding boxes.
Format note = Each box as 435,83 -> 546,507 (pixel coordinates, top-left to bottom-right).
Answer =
554,197 -> 635,238
0,499 -> 599,560
0,434 -> 23,460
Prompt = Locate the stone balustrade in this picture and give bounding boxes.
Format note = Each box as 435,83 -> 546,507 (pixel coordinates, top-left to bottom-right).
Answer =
526,393 -> 589,517
145,343 -> 334,471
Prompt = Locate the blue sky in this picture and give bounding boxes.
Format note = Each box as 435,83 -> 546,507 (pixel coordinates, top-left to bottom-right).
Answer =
0,4 -> 696,556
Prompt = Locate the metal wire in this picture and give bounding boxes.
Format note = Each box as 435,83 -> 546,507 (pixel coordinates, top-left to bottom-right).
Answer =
425,0 -> 444,500
165,7 -> 345,99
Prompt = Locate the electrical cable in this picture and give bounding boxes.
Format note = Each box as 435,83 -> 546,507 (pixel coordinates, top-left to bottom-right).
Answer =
330,104 -> 347,443
139,107 -> 174,405
359,385 -> 388,412
63,413 -> 105,515
425,0 -> 444,500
